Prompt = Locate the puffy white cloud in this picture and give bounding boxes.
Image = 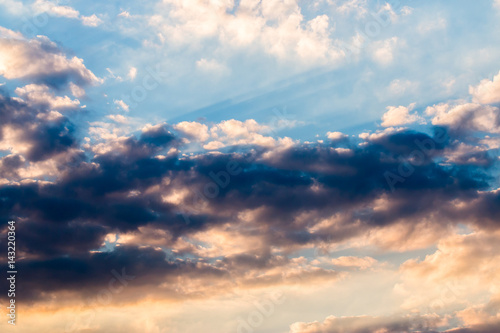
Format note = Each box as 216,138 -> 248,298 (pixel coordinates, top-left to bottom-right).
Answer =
0,29 -> 101,89
381,103 -> 424,127
149,0 -> 343,66
15,84 -> 80,110
426,102 -> 500,133
470,70 -> 500,105
326,131 -> 348,141
204,119 -> 278,149
174,121 -> 210,142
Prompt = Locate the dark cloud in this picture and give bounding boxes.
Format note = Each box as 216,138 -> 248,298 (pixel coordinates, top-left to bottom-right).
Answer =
0,94 -> 78,162
0,93 -> 499,304
0,245 -> 225,303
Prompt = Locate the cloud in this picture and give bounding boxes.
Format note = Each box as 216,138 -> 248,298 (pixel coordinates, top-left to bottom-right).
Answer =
289,313 -> 444,333
149,0 -> 343,66
0,28 -> 101,89
381,103 -> 424,127
128,67 -> 137,81
371,37 -> 399,66
426,102 -> 500,133
396,229 -> 500,314
0,94 -> 78,162
33,0 -> 103,27
114,99 -> 130,112
204,119 -> 277,149
470,70 -> 500,105
336,0 -> 368,17
326,131 -> 348,141
81,14 -> 103,27
329,256 -> 377,270
15,84 -> 80,110
1,88 -> 499,313
174,121 -> 210,142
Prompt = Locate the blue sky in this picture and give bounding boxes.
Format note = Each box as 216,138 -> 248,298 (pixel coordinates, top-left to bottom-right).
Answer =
1,0 -> 500,140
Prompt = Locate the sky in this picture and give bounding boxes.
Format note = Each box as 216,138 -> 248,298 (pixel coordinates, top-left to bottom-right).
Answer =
0,0 -> 500,332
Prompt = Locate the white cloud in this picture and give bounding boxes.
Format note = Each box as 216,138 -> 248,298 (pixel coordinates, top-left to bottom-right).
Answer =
174,121 -> 210,142
371,37 -> 399,66
470,70 -> 500,105
128,66 -> 138,81
107,114 -> 129,124
15,84 -> 80,109
326,131 -> 347,141
32,0 -> 102,27
426,102 -> 500,133
381,103 -> 424,127
114,99 -> 130,112
0,0 -> 26,15
0,29 -> 101,89
149,0 -> 343,66
336,0 -> 368,17
69,82 -> 85,98
201,119 -> 281,150
118,10 -> 130,18
81,14 -> 103,27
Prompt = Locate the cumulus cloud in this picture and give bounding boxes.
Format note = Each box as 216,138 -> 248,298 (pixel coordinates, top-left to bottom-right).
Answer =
174,121 -> 210,142
326,131 -> 348,141
204,119 -> 277,149
470,70 -> 500,104
15,84 -> 80,110
149,0 -> 343,66
426,102 -> 500,133
0,28 -> 101,89
381,103 -> 424,127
